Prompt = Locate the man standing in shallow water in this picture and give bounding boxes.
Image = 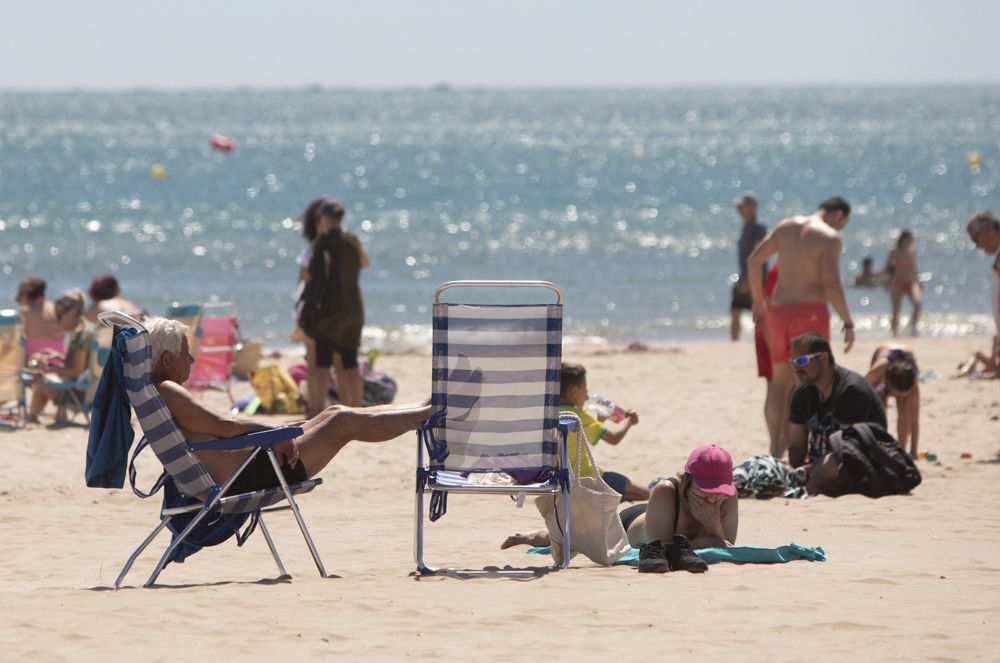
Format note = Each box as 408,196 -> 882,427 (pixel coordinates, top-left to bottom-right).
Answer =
746,196 -> 856,460
730,191 -> 768,341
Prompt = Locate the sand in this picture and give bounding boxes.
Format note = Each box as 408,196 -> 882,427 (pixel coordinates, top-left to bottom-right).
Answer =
1,334 -> 998,661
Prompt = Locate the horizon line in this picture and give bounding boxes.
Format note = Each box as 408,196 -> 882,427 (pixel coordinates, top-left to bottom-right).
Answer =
2,81 -> 1000,94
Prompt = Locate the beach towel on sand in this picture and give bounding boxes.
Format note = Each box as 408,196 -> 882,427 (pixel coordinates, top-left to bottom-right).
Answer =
733,454 -> 808,500
527,543 -> 825,565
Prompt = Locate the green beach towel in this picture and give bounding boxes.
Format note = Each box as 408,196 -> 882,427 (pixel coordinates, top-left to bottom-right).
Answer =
526,543 -> 825,565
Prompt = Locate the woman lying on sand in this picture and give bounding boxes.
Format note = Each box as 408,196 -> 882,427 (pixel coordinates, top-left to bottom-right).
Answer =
502,444 -> 739,574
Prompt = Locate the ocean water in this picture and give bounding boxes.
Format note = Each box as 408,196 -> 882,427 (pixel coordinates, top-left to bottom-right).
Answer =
1,87 -> 998,347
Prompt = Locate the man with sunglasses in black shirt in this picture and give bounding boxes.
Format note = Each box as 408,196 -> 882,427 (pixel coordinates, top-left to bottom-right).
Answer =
786,332 -> 886,471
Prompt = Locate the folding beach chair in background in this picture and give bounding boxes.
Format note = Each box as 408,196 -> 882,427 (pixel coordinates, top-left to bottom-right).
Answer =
166,302 -> 203,357
187,302 -> 240,404
97,312 -> 328,588
0,310 -> 25,427
414,280 -> 572,576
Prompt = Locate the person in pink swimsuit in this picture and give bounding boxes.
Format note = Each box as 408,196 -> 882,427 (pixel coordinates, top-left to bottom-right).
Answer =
16,276 -> 65,360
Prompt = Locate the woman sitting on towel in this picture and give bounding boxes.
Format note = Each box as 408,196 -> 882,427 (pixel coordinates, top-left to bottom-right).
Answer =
502,444 -> 739,574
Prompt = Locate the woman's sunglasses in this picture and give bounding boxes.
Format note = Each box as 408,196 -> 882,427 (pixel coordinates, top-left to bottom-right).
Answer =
789,352 -> 822,367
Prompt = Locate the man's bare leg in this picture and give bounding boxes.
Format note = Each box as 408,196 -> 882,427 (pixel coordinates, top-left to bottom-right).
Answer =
768,361 -> 797,459
763,378 -> 784,455
296,403 -> 432,478
730,307 -> 741,341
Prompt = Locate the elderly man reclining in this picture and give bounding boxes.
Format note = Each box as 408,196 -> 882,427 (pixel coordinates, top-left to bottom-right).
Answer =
146,317 -> 431,495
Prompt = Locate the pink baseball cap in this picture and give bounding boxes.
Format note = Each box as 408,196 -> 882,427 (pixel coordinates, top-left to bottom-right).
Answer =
684,444 -> 735,496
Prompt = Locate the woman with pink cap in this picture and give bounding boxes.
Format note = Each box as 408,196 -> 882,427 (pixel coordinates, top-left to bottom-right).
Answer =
620,444 -> 739,573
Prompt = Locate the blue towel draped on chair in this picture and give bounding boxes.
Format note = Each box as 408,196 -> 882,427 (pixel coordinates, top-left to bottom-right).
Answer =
85,327 -> 136,488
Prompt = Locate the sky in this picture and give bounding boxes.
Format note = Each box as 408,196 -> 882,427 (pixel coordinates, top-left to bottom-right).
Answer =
2,0 -> 998,89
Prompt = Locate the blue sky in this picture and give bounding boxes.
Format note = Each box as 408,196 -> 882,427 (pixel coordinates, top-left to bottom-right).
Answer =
2,0 -> 998,89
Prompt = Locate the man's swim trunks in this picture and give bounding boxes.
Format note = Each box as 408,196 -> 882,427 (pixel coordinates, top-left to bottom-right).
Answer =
223,450 -> 308,496
765,301 -> 830,364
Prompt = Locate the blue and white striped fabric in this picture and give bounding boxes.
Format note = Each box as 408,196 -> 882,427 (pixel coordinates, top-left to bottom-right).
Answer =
123,329 -> 320,512
430,302 -> 561,472
214,477 -> 322,514
122,331 -> 216,498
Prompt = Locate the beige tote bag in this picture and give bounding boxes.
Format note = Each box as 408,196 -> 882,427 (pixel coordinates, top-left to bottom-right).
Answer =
535,415 -> 631,566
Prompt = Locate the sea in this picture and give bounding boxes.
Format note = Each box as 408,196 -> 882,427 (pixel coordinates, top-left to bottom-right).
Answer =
1,86 -> 998,349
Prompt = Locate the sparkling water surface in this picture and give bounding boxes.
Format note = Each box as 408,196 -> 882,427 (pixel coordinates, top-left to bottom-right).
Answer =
1,87 -> 998,346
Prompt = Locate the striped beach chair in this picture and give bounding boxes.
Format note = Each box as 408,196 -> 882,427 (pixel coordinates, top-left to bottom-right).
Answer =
414,281 -> 572,576
0,310 -> 25,427
99,312 -> 328,588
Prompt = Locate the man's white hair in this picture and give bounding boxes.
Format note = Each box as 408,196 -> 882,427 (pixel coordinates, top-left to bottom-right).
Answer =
145,316 -> 190,363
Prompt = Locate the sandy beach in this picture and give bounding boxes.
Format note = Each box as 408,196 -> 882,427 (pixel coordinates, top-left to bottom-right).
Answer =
2,333 -> 998,661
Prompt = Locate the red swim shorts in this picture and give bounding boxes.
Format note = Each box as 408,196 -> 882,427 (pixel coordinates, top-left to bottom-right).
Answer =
755,323 -> 772,379
765,301 -> 831,364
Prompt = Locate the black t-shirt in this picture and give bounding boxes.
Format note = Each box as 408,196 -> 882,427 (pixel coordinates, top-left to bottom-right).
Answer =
737,218 -> 768,282
789,365 -> 888,432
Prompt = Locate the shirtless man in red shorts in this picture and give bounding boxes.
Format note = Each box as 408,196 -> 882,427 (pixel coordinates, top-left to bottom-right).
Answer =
746,196 -> 856,460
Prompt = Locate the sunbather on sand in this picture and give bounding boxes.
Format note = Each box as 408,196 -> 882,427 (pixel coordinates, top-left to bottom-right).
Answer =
955,340 -> 999,380
146,317 -> 430,496
502,444 -> 739,574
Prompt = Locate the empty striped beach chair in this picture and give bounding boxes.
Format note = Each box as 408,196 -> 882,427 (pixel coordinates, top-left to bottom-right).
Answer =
99,312 -> 328,588
414,281 -> 572,576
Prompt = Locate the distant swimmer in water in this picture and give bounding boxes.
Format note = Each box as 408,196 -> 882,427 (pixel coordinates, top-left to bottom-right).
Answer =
883,230 -> 921,336
852,256 -> 884,288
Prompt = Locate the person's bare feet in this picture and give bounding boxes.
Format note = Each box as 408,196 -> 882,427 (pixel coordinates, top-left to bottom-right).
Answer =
500,530 -> 550,550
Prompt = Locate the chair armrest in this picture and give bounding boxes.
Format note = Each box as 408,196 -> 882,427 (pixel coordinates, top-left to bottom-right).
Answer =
191,426 -> 304,451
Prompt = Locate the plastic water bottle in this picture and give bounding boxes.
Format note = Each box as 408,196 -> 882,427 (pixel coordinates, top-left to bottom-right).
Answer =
585,394 -> 627,423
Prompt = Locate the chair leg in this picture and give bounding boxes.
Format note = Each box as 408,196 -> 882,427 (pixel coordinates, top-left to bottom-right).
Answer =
413,485 -> 435,575
265,450 -> 328,578
258,515 -> 288,577
144,507 -> 213,587
114,518 -> 170,589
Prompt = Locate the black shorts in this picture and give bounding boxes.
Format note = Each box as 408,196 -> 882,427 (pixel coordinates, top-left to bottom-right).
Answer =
315,336 -> 359,370
731,283 -> 753,310
223,450 -> 308,496
619,503 -> 647,531
602,470 -> 630,497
